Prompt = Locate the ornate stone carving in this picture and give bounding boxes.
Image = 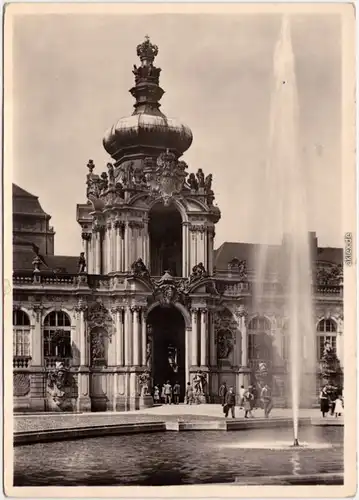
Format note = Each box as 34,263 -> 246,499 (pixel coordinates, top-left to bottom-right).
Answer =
228,258 -> 248,280
145,149 -> 188,205
189,262 -> 208,284
196,168 -> 205,188
153,270 -> 188,305
138,370 -> 151,396
13,373 -> 30,397
78,252 -> 86,274
90,331 -> 107,366
315,263 -> 343,286
216,330 -> 234,360
128,221 -> 145,230
214,308 -> 239,333
192,370 -> 207,403
46,361 -> 75,411
86,159 -> 125,207
81,232 -> 92,241
87,300 -> 114,336
130,258 -> 151,281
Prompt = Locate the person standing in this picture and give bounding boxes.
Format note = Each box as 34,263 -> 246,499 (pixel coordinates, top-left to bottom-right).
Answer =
243,388 -> 254,418
219,381 -> 227,406
164,380 -> 172,404
239,385 -> 246,408
173,381 -> 181,405
261,384 -> 273,418
319,385 -> 330,417
153,385 -> 160,404
185,381 -> 194,404
334,394 -> 344,417
224,386 -> 236,418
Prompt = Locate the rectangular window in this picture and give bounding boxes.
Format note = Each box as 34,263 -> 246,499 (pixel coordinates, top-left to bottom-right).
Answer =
13,329 -> 30,357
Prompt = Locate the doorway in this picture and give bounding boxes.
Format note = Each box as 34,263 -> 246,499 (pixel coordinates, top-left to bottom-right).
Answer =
149,203 -> 182,276
147,305 -> 186,401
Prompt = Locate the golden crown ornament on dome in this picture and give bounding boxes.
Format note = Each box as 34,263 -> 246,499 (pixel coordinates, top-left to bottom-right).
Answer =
136,35 -> 159,63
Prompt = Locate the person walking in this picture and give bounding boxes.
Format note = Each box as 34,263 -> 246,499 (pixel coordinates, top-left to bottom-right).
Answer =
173,381 -> 181,405
239,385 -> 246,408
219,381 -> 227,406
319,385 -> 330,417
243,388 -> 254,418
224,386 -> 236,418
185,382 -> 194,404
164,380 -> 172,404
261,384 -> 273,418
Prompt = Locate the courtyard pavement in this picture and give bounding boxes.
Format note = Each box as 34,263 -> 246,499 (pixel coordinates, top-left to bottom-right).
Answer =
14,404 -> 342,433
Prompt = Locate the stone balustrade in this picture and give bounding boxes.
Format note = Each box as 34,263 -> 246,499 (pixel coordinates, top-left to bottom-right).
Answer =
13,356 -> 31,369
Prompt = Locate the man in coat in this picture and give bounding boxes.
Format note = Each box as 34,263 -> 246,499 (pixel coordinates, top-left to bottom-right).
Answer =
219,381 -> 227,406
224,386 -> 236,418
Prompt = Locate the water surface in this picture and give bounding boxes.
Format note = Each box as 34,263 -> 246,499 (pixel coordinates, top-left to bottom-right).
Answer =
14,426 -> 343,486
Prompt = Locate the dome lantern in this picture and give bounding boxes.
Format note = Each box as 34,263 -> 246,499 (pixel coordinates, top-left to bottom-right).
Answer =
103,36 -> 193,162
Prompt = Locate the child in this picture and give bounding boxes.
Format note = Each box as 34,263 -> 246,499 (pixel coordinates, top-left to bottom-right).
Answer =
334,395 -> 344,417
153,385 -> 160,404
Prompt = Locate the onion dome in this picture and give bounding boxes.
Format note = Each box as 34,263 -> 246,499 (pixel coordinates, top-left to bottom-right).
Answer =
103,36 -> 193,161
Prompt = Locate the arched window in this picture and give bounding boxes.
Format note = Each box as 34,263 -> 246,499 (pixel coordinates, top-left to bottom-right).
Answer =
13,309 -> 31,357
43,311 -> 72,358
316,319 -> 337,361
248,316 -> 272,362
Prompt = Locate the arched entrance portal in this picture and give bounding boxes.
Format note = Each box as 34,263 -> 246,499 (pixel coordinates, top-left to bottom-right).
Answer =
149,203 -> 182,276
147,305 -> 186,401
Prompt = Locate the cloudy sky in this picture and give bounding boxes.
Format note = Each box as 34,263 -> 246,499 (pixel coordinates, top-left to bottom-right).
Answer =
11,8 -> 342,256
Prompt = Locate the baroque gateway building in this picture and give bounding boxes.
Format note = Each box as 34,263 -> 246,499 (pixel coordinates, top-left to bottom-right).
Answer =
12,38 -> 343,412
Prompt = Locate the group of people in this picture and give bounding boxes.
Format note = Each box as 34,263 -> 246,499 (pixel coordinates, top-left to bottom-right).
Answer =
153,381 -> 181,405
219,381 -> 273,419
319,384 -> 344,418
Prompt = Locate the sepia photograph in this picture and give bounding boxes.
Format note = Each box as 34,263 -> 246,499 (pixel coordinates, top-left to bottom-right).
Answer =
3,3 -> 356,497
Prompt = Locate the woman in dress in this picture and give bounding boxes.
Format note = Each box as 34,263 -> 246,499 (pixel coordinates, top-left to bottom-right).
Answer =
319,385 -> 330,417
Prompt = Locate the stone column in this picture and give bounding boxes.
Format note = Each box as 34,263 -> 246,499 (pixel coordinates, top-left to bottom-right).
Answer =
95,230 -> 102,274
185,327 -> 190,385
141,312 -> 147,366
31,305 -> 43,366
208,227 -> 214,274
78,303 -> 87,366
132,306 -> 140,366
29,305 -> 45,411
337,317 -> 344,366
76,301 -> 91,411
106,222 -> 112,273
209,311 -> 217,366
191,308 -> 198,367
116,307 -> 124,366
240,313 -> 248,368
203,229 -> 208,271
182,223 -> 188,277
124,306 -> 132,366
124,223 -> 130,272
114,222 -> 121,272
81,233 -> 91,273
200,309 -> 207,367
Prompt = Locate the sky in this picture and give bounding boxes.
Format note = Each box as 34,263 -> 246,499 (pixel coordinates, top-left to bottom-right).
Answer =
11,11 -> 342,256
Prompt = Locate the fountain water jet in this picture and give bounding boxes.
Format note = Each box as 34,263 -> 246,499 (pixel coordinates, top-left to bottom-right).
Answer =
253,15 -> 316,446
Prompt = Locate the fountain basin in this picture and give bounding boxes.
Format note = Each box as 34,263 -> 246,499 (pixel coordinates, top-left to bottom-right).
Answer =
14,426 -> 343,486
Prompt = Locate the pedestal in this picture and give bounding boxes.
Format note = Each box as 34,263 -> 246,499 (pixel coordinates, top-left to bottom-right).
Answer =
76,367 -> 91,412
140,394 -> 154,409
